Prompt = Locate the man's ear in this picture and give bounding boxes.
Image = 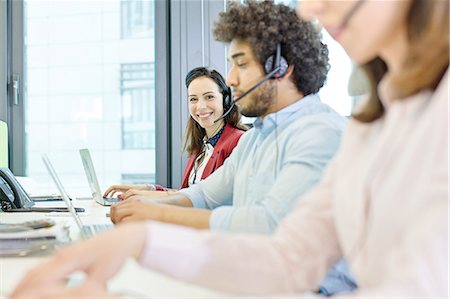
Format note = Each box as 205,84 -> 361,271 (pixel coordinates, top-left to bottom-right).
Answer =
278,65 -> 295,83
283,65 -> 295,78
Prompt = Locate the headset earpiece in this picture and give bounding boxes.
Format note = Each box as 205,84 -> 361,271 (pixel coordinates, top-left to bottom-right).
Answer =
223,86 -> 232,111
264,43 -> 289,78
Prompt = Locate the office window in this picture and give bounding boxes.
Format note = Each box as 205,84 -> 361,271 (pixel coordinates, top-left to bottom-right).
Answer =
121,0 -> 154,39
319,30 -> 353,116
25,0 -> 156,195
121,173 -> 155,185
10,0 -> 228,189
121,63 -> 155,149
275,0 -> 353,116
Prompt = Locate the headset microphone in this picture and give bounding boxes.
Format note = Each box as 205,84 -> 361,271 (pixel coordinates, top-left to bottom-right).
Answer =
213,66 -> 281,123
339,0 -> 366,29
214,43 -> 288,123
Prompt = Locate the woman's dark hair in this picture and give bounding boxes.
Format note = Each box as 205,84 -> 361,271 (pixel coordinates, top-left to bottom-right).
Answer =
183,67 -> 247,156
213,0 -> 329,96
353,0 -> 449,123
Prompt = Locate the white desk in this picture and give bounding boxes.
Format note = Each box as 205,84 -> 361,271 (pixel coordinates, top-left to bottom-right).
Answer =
0,199 -> 228,298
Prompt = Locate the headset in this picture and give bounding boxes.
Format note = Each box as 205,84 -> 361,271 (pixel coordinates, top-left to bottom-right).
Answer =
186,67 -> 233,113
214,43 -> 289,123
211,73 -> 233,112
265,43 -> 289,79
215,0 -> 367,124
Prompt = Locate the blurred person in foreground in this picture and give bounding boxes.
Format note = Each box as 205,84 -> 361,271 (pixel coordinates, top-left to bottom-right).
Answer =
11,0 -> 448,298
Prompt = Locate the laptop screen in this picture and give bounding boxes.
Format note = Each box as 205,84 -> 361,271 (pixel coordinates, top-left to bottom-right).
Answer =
41,154 -> 86,237
79,148 -> 103,200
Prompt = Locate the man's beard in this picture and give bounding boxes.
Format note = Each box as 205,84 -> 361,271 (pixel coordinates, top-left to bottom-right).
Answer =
238,81 -> 275,117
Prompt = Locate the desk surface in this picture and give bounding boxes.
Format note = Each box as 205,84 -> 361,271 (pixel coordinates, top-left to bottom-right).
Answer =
0,199 -> 228,298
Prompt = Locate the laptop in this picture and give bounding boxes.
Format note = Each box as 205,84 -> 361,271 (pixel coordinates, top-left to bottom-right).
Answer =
42,154 -> 112,239
79,148 -> 120,206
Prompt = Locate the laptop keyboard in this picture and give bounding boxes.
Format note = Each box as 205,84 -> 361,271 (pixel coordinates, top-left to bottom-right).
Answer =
82,224 -> 113,237
104,197 -> 121,203
93,223 -> 113,232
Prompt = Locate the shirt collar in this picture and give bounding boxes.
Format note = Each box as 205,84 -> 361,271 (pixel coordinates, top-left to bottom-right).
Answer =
203,125 -> 225,147
253,93 -> 321,132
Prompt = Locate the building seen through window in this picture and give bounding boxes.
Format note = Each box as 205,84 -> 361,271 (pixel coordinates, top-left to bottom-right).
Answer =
121,62 -> 155,150
25,0 -> 156,195
121,0 -> 154,39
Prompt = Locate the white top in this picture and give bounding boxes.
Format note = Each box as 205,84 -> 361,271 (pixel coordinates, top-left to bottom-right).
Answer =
139,70 -> 449,296
188,143 -> 214,187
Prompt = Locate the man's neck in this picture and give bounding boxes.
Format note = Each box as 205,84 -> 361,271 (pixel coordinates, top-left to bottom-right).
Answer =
260,88 -> 304,119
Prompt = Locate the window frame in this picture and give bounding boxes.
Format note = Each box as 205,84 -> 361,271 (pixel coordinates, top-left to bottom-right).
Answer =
6,0 -> 228,189
0,0 -> 7,123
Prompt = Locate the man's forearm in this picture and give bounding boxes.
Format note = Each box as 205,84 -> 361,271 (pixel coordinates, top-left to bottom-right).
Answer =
151,192 -> 212,229
158,205 -> 212,229
155,192 -> 194,207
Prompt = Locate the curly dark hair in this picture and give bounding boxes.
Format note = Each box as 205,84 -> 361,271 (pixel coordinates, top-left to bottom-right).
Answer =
214,0 -> 329,95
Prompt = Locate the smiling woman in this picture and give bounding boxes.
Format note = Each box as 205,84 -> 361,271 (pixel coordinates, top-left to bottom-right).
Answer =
188,77 -> 225,137
103,67 -> 247,200
182,67 -> 248,188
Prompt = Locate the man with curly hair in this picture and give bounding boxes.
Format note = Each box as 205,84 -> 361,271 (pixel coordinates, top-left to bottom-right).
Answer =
112,0 -> 342,231
110,1 -> 354,294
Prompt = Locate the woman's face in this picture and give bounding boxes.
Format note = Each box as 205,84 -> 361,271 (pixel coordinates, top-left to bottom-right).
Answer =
298,0 -> 411,64
188,76 -> 225,130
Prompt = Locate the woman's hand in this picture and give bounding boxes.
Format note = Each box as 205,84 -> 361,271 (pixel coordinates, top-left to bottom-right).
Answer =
11,280 -> 119,299
103,184 -> 153,198
10,223 -> 148,299
121,189 -> 173,200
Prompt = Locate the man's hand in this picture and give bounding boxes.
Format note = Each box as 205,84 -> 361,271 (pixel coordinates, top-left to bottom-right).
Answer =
110,200 -> 166,224
121,189 -> 172,200
110,199 -> 212,229
103,184 -> 151,198
10,223 -> 147,299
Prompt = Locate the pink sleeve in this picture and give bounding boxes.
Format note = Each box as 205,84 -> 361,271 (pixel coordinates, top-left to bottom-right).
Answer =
139,221 -> 210,280
137,159 -> 341,295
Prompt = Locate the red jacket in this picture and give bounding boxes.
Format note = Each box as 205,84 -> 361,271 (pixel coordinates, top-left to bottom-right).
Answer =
181,124 -> 244,188
155,124 -> 244,190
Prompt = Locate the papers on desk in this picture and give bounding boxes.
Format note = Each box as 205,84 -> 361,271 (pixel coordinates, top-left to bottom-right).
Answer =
30,194 -> 65,201
0,221 -> 70,257
0,221 -> 68,239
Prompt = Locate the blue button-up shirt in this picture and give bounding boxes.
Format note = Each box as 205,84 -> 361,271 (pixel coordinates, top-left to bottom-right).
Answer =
180,94 -> 347,233
180,94 -> 356,295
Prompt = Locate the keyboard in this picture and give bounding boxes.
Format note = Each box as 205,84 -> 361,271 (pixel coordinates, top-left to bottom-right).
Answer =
96,197 -> 121,206
82,223 -> 113,237
104,197 -> 121,203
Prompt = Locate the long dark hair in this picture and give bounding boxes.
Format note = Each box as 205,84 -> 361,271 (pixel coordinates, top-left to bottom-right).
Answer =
353,0 -> 449,123
183,67 -> 247,156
